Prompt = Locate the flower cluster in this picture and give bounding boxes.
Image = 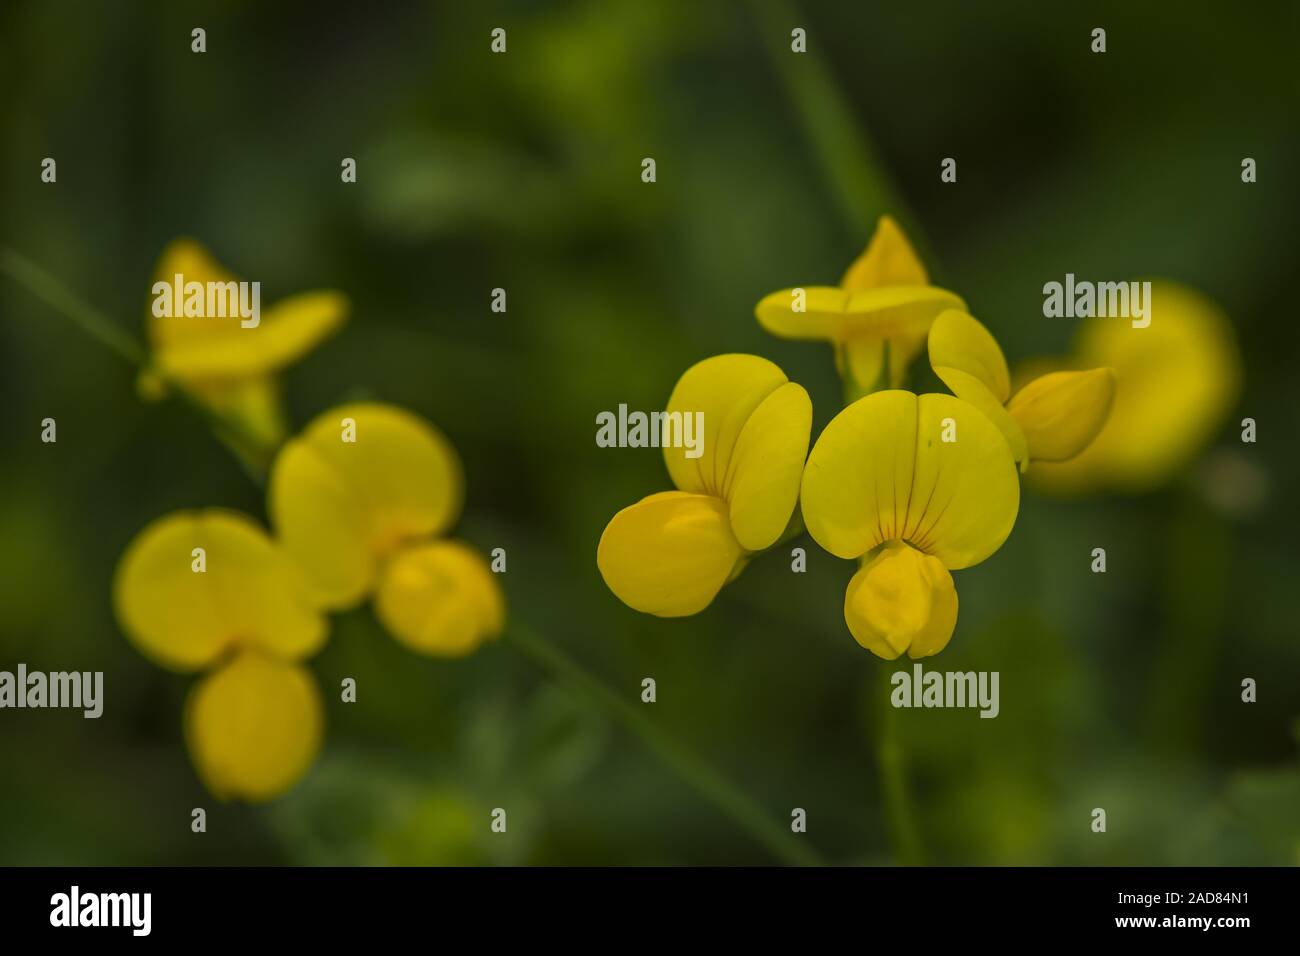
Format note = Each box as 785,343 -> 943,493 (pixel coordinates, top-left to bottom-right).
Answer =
599,216 -> 1125,659
114,243 -> 503,801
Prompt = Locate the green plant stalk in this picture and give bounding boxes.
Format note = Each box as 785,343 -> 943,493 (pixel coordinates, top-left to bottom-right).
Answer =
874,669 -> 924,864
508,623 -> 825,866
1,248 -> 145,365
1,247 -> 276,483
748,0 -> 917,244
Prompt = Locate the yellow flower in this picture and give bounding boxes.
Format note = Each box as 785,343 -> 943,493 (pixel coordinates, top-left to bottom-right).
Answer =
140,238 -> 349,448
1026,281 -> 1241,494
113,509 -> 328,800
928,309 -> 1116,472
598,354 -> 812,616
754,216 -> 965,393
269,402 -> 503,656
800,390 -> 1020,658
185,650 -> 323,802
113,509 -> 327,671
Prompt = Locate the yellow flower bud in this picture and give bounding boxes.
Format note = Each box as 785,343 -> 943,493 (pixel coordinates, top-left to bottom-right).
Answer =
1007,367 -> 1116,463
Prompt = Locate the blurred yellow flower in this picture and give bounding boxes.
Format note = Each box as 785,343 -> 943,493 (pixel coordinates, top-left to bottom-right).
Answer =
113,509 -> 328,801
185,650 -> 323,802
113,509 -> 327,671
1027,281 -> 1241,494
800,390 -> 1020,658
598,354 -> 812,616
928,309 -> 1116,472
139,238 -> 349,449
269,402 -> 503,656
754,216 -> 965,394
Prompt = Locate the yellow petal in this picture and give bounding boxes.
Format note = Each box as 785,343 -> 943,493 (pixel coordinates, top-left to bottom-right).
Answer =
844,542 -> 958,659
838,336 -> 885,393
597,492 -> 744,617
755,285 -> 964,344
927,310 -> 1030,465
934,367 -> 1029,468
839,332 -> 928,392
191,377 -> 289,450
724,382 -> 812,551
756,286 -> 854,340
1007,368 -> 1116,462
801,390 -> 1019,569
928,310 -> 1012,403
147,238 -> 244,349
151,290 -> 349,381
375,540 -> 505,657
661,354 -> 790,500
184,651 -> 323,802
269,403 -> 464,609
1031,281 -> 1241,493
113,509 -> 327,671
840,215 -> 930,291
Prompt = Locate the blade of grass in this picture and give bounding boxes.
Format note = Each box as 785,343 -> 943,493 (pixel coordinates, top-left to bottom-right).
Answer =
748,0 -> 935,259
508,622 -> 826,866
1,248 -> 145,365
1,247 -> 276,482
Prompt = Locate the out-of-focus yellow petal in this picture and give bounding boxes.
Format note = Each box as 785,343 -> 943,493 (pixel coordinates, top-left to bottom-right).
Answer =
1008,368 -> 1116,462
838,336 -> 885,392
146,238 -> 347,388
755,286 -> 857,340
840,329 -> 931,392
723,382 -> 812,551
269,403 -> 464,609
147,238 -> 243,349
840,215 -> 930,291
801,390 -> 1019,569
662,354 -> 790,500
190,377 -> 289,450
928,310 -> 1012,403
151,290 -> 349,382
755,285 -> 964,344
113,509 -> 327,671
184,651 -> 323,802
597,492 -> 744,617
844,542 -> 958,659
375,540 -> 505,657
1030,281 -> 1241,494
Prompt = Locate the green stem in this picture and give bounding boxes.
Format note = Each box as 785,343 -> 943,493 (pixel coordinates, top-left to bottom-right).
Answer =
748,0 -> 915,243
508,622 -> 825,866
1,247 -> 276,482
874,668 -> 924,864
1,248 -> 145,365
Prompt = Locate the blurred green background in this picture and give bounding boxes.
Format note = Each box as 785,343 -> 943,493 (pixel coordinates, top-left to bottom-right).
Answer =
1,0 -> 1297,865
